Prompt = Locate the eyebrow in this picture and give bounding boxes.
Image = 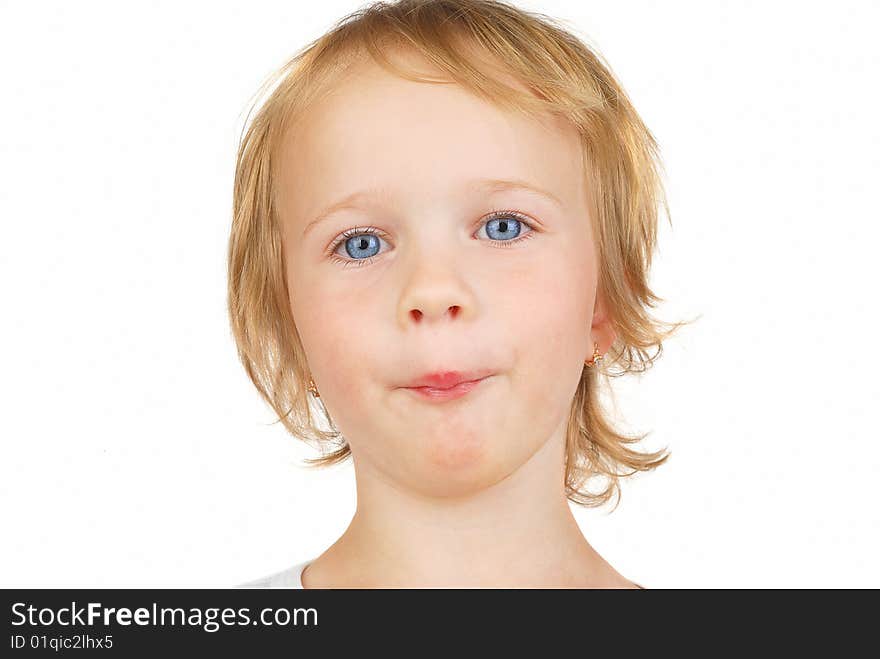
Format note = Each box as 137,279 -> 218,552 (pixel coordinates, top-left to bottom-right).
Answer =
301,178 -> 564,237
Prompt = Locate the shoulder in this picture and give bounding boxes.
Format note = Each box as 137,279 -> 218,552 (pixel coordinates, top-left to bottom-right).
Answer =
236,559 -> 312,588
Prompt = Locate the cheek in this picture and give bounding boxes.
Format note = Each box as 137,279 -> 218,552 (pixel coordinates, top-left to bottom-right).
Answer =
289,278 -> 359,389
288,233 -> 376,357
514,250 -> 593,355
288,279 -> 384,438
506,249 -> 594,410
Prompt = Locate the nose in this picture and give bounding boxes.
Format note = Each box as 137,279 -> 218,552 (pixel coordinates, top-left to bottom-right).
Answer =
396,248 -> 474,327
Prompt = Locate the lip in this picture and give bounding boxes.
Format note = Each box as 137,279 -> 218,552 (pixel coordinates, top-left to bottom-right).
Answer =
403,376 -> 491,402
402,369 -> 496,389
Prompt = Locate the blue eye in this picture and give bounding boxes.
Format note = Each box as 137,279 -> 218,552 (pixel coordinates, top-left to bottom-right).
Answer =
341,233 -> 382,260
329,210 -> 537,268
481,215 -> 528,241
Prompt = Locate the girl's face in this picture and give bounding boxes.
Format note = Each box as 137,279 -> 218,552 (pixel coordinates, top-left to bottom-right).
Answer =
278,54 -> 607,497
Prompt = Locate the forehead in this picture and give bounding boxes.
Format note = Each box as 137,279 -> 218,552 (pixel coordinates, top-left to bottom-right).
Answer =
277,52 -> 585,224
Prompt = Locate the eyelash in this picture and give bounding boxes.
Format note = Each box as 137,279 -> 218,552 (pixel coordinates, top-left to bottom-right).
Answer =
326,209 -> 539,269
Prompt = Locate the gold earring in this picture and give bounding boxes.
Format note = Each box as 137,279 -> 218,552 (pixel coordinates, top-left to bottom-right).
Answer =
307,377 -> 320,397
584,342 -> 604,368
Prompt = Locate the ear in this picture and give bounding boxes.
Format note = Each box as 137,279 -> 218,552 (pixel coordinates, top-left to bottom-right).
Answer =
590,289 -> 616,356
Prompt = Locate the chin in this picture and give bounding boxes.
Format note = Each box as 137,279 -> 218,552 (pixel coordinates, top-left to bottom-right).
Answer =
414,418 -> 496,469
410,438 -> 517,495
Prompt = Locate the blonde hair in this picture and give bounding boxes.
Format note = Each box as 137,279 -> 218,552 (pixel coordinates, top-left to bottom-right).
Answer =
228,0 -> 697,509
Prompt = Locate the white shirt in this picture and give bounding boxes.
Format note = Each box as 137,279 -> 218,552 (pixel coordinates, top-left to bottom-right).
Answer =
238,559 -> 312,588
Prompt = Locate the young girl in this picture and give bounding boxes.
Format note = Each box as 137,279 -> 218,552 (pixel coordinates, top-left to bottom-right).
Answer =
231,0 -> 691,589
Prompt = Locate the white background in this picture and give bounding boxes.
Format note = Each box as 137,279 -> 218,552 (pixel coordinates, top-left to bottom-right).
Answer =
1,0 -> 877,588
